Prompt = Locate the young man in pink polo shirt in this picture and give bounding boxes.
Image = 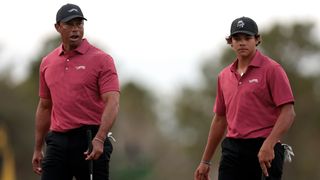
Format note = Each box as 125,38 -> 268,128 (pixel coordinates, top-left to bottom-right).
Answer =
32,3 -> 120,180
194,17 -> 296,180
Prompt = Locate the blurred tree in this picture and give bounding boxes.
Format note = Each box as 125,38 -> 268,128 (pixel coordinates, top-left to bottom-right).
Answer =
111,82 -> 158,180
0,36 -> 60,180
0,77 -> 36,180
111,82 -> 191,179
174,22 -> 320,180
0,125 -> 16,180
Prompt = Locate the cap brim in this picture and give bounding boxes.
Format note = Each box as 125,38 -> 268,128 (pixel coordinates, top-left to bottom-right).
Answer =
231,30 -> 255,36
60,15 -> 87,23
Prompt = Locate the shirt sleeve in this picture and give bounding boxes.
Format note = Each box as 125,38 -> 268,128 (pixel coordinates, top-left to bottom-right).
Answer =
39,59 -> 51,99
213,75 -> 226,115
98,55 -> 120,94
267,64 -> 294,107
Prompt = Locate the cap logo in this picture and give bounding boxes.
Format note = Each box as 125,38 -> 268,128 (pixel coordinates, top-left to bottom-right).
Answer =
237,20 -> 245,28
68,8 -> 79,13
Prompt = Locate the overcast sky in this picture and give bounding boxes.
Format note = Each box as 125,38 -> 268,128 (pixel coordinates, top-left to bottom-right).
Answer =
0,0 -> 319,95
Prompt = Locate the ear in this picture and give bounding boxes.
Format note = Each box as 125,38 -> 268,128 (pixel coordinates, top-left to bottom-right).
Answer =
256,35 -> 261,41
54,23 -> 60,33
225,36 -> 232,45
255,34 -> 262,46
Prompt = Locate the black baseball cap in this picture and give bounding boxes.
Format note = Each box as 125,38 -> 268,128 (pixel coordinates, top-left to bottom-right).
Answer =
56,3 -> 87,23
230,17 -> 258,36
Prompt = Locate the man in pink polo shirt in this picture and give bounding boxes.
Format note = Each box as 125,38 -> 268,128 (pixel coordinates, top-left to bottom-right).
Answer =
32,3 -> 120,180
194,17 -> 296,180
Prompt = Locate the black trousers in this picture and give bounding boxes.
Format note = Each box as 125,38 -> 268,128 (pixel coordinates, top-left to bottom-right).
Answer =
218,138 -> 284,180
41,126 -> 113,180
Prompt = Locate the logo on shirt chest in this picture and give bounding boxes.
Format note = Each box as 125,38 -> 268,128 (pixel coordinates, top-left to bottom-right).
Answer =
248,78 -> 259,83
75,65 -> 86,70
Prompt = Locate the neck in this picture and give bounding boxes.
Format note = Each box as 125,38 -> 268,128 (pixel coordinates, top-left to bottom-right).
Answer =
238,50 -> 256,68
237,50 -> 256,75
62,44 -> 78,53
237,58 -> 250,70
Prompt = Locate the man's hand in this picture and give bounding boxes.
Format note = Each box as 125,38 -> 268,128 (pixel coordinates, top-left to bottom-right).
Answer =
194,163 -> 211,180
84,138 -> 104,160
32,150 -> 43,175
258,142 -> 275,177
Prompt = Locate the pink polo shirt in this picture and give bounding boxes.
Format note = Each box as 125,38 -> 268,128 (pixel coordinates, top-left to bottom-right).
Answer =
39,39 -> 119,132
214,50 -> 294,138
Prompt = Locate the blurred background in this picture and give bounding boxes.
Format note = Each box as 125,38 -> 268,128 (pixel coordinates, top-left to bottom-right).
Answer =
1,0 -> 320,180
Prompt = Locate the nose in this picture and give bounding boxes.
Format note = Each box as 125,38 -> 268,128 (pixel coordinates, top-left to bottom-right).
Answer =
238,38 -> 247,46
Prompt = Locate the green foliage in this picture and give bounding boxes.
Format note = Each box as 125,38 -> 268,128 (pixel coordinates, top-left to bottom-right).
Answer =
112,159 -> 153,180
112,82 -> 199,179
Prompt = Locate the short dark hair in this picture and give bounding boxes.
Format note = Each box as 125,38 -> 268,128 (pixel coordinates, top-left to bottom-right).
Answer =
225,34 -> 261,46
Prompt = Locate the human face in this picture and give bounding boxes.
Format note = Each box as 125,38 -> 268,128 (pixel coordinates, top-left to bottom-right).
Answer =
55,18 -> 84,52
230,33 -> 258,59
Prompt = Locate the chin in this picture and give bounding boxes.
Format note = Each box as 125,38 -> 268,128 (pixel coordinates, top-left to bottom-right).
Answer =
238,52 -> 248,56
69,39 -> 81,47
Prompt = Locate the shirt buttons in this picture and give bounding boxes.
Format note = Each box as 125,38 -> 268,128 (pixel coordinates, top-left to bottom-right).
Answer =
66,59 -> 70,70
239,82 -> 242,85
